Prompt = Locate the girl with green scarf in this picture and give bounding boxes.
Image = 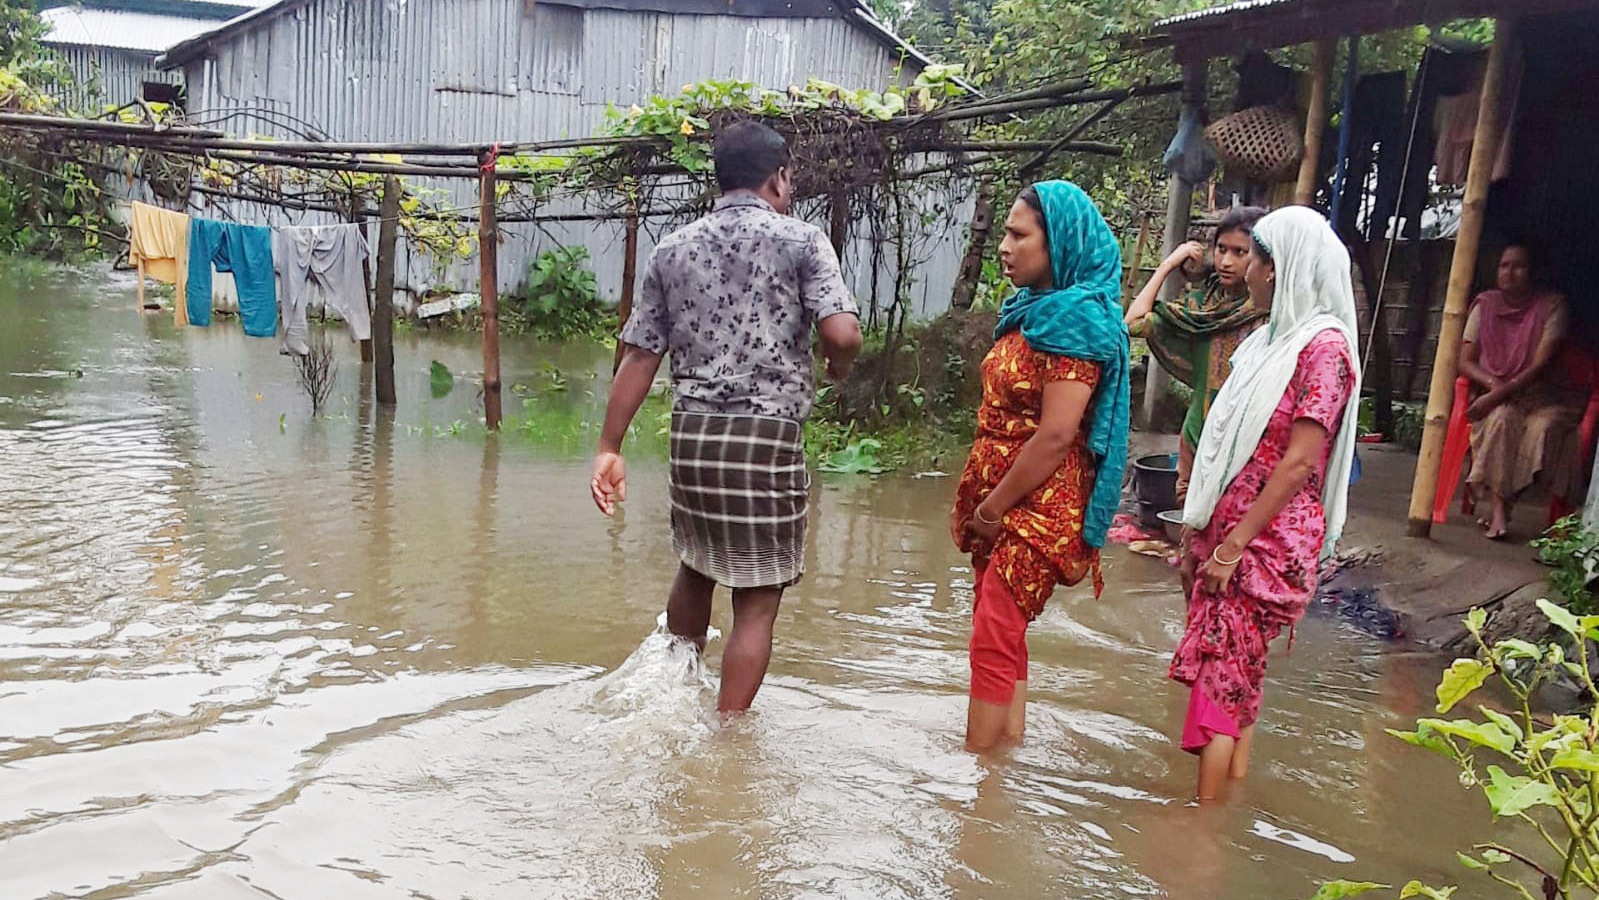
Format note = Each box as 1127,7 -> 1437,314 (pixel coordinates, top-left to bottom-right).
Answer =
950,180 -> 1130,753
1124,206 -> 1268,504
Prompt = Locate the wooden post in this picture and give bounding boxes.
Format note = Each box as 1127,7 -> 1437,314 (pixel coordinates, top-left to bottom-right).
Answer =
1329,35 -> 1360,228
950,179 -> 996,312
349,191 -> 374,363
1406,18 -> 1517,538
828,188 -> 849,261
1295,39 -> 1336,207
1124,218 -> 1150,294
373,175 -> 400,406
479,151 -> 503,431
1352,240 -> 1395,434
1143,61 -> 1207,430
613,209 -> 640,374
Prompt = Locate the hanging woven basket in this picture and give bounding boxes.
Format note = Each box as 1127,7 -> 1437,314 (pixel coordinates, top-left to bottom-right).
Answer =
1204,104 -> 1305,183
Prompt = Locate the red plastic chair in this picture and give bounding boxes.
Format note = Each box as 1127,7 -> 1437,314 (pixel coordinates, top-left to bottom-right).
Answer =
1432,345 -> 1599,526
1432,376 -> 1476,524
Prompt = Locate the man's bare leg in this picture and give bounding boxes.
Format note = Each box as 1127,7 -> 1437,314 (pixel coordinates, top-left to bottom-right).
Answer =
720,586 -> 782,713
667,564 -> 715,650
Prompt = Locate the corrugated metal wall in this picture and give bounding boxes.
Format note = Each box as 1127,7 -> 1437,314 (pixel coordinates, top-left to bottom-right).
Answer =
49,45 -> 182,114
180,0 -> 968,319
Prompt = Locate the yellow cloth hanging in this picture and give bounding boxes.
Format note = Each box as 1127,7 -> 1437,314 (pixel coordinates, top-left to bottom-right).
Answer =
128,201 -> 191,325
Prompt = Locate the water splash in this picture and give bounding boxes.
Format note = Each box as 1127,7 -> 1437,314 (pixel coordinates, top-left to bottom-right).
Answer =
588,615 -> 725,756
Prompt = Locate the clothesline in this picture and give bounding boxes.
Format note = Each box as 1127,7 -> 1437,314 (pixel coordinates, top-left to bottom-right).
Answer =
129,199 -> 373,353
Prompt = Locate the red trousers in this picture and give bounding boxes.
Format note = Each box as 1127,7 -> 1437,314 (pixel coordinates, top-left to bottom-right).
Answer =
969,561 -> 1030,705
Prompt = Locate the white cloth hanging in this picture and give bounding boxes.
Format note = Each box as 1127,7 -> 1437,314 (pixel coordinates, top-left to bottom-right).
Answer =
1182,206 -> 1364,559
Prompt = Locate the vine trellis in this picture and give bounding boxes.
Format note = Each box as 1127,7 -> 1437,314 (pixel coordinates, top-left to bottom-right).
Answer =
0,70 -> 1179,428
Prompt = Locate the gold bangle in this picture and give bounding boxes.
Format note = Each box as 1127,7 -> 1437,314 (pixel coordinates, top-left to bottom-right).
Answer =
975,505 -> 1003,525
1211,546 -> 1244,567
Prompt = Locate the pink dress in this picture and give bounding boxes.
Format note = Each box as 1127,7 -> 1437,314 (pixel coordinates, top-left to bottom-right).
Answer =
1170,330 -> 1356,752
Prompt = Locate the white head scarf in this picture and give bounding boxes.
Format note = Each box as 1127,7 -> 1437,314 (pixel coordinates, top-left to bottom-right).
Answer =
1181,206 -> 1363,559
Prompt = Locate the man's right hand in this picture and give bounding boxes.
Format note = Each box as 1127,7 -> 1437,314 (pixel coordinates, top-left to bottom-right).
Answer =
591,451 -> 627,516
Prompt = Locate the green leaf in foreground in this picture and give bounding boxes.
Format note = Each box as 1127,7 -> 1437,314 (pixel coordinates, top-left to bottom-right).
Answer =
1387,726 -> 1451,755
1306,881 -> 1388,900
1548,748 -> 1599,773
1414,718 -> 1516,755
1399,883 -> 1456,899
1482,765 -> 1560,817
1434,658 -> 1491,714
1538,597 -> 1583,639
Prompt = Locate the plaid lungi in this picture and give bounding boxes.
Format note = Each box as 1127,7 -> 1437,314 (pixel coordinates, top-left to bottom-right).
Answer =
669,411 -> 810,589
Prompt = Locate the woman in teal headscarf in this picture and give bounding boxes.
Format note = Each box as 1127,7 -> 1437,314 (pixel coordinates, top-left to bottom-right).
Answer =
951,180 -> 1131,753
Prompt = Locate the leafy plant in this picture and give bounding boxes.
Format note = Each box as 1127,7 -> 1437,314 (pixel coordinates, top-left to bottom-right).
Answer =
501,247 -> 613,341
1532,517 -> 1599,616
429,360 -> 455,398
972,257 -> 1013,312
1302,603 -> 1599,900
818,438 -> 888,475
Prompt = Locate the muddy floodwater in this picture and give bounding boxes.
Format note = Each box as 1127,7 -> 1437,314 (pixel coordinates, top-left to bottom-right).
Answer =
0,262 -> 1495,899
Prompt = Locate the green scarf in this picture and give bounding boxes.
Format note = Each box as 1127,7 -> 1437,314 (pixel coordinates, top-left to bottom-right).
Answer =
1145,274 -> 1266,392
993,180 -> 1130,549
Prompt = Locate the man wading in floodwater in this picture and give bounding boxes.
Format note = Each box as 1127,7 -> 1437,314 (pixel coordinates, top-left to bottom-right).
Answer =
590,121 -> 863,715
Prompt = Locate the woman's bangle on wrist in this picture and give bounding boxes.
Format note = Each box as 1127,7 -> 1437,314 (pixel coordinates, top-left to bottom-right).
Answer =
1211,545 -> 1244,567
975,504 -> 1003,526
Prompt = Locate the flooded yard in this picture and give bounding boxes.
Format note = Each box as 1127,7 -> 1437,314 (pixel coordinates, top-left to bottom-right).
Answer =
0,262 -> 1491,899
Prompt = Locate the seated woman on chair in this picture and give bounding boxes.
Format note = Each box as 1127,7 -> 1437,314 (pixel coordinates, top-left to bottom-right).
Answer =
1460,243 -> 1583,540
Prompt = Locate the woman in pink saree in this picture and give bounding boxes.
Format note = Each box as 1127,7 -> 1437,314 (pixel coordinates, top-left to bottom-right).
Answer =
1172,207 -> 1363,802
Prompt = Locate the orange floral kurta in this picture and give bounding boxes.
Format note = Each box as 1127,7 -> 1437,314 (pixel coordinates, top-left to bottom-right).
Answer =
956,331 -> 1103,618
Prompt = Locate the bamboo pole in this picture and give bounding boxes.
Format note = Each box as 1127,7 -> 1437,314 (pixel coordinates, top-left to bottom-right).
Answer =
373,176 -> 400,406
1295,39 -> 1336,207
479,151 -> 503,431
613,208 -> 640,374
1406,18 -> 1518,538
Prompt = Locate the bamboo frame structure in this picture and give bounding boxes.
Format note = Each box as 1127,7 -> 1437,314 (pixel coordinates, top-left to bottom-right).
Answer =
1294,39 -> 1336,207
0,76 -> 1177,430
1405,17 -> 1519,537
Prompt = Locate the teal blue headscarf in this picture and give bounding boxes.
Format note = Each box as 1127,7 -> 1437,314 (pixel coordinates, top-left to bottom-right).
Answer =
994,179 -> 1130,549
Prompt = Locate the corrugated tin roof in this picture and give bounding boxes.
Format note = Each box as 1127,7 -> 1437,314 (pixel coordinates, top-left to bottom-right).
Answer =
157,0 -> 947,78
1152,0 -> 1301,31
41,6 -> 247,53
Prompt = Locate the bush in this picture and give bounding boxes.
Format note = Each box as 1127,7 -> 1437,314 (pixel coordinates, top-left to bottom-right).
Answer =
1532,516 -> 1599,616
501,246 -> 614,341
1296,602 -> 1599,900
